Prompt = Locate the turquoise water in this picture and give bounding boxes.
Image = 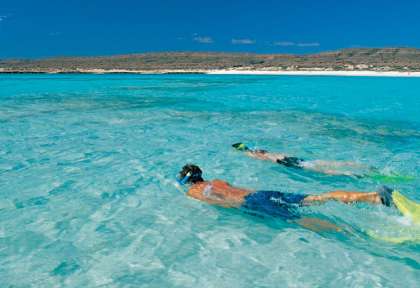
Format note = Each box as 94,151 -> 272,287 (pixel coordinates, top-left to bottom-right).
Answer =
0,74 -> 419,287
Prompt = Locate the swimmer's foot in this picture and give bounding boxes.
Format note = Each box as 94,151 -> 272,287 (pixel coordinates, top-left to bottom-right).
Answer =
377,185 -> 394,207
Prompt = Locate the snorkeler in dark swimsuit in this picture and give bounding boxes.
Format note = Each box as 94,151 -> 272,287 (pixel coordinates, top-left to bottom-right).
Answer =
177,164 -> 395,232
232,142 -> 367,177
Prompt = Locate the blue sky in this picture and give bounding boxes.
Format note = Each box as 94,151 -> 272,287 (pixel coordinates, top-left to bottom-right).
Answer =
1,0 -> 420,58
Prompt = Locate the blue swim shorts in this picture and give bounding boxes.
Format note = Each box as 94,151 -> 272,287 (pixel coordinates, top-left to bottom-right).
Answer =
242,191 -> 306,219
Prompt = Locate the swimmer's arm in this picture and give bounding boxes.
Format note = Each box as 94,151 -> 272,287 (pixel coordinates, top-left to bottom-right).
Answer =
245,151 -> 286,163
186,189 -> 240,208
295,217 -> 342,233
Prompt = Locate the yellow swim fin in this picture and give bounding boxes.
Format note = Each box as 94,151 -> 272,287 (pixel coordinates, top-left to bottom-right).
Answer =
367,230 -> 420,244
392,191 -> 420,224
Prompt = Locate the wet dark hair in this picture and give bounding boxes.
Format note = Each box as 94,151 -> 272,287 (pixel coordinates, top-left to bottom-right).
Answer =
178,164 -> 204,184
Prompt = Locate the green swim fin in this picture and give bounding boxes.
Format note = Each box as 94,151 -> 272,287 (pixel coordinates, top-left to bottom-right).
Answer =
366,173 -> 415,184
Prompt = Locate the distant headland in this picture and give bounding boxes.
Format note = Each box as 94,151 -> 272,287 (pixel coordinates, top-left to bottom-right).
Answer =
1,48 -> 420,77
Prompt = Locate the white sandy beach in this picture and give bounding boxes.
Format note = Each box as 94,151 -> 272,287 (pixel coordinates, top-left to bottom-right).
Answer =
207,69 -> 420,77
81,68 -> 420,77
2,68 -> 420,77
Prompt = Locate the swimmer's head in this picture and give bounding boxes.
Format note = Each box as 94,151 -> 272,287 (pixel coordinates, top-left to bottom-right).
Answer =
232,142 -> 249,151
178,164 -> 204,185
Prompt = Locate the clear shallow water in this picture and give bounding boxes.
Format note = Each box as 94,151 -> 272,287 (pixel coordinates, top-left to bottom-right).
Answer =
0,74 -> 419,287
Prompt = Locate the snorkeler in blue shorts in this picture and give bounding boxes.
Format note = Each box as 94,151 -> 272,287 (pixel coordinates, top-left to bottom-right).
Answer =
178,164 -> 398,232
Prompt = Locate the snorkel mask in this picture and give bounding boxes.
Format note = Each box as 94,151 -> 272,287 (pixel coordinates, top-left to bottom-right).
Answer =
177,164 -> 204,186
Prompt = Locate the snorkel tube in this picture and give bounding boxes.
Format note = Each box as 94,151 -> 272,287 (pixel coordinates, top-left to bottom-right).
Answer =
177,172 -> 192,185
174,172 -> 191,194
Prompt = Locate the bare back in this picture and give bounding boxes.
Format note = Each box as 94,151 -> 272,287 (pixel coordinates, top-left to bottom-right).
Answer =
187,180 -> 253,207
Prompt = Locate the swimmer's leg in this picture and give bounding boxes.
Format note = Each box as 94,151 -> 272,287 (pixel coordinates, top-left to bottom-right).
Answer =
310,160 -> 365,168
303,190 -> 381,205
301,160 -> 368,177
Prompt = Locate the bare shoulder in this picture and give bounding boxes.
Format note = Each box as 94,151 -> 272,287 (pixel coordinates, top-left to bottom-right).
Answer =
212,179 -> 231,187
187,182 -> 207,199
212,179 -> 252,195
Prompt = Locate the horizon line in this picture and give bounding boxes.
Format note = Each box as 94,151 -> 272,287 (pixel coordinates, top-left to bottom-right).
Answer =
1,46 -> 419,61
